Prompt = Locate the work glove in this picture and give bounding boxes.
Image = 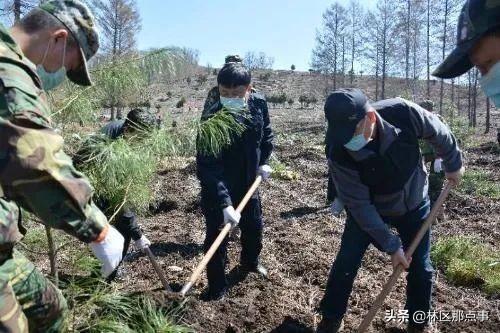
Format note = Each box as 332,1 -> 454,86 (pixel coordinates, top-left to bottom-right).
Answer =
258,165 -> 273,181
134,235 -> 151,250
90,225 -> 125,278
223,206 -> 241,226
330,197 -> 345,217
433,158 -> 443,173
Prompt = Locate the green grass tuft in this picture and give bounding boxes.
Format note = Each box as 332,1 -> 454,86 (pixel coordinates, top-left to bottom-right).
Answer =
62,271 -> 191,332
459,169 -> 500,199
269,155 -> 299,181
431,236 -> 500,296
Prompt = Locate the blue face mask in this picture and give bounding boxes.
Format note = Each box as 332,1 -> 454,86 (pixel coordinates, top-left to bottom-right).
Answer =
344,119 -> 371,151
36,39 -> 67,91
37,66 -> 66,91
479,61 -> 500,109
220,96 -> 246,111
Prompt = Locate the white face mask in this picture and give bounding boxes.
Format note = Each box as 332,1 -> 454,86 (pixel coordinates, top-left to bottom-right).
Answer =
36,38 -> 67,91
220,96 -> 247,111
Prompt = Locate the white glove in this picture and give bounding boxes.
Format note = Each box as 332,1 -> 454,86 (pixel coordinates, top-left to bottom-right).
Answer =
134,235 -> 151,250
90,225 -> 124,278
223,206 -> 241,226
330,198 -> 345,217
258,164 -> 273,181
433,158 -> 443,173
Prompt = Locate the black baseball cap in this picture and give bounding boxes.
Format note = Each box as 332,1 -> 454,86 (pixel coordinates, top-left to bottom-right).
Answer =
324,88 -> 369,146
433,0 -> 500,79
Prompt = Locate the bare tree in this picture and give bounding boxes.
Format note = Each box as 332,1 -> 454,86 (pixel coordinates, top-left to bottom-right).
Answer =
311,1 -> 349,91
243,51 -> 274,70
348,0 -> 362,86
376,0 -> 397,100
89,0 -> 141,56
0,0 -> 40,23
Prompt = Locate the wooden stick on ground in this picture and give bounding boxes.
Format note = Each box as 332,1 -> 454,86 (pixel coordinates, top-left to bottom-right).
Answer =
179,176 -> 263,298
144,246 -> 172,292
357,182 -> 453,332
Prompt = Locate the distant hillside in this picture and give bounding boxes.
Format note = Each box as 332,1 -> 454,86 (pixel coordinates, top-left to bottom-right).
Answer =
149,68 -> 499,131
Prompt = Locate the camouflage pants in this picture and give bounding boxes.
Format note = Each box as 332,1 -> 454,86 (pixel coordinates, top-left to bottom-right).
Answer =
0,249 -> 67,333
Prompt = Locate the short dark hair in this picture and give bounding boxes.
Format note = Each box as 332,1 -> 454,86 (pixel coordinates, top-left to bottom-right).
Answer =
17,8 -> 77,48
217,63 -> 251,88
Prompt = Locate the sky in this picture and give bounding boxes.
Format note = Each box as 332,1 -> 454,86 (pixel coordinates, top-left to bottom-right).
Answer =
136,0 -> 376,71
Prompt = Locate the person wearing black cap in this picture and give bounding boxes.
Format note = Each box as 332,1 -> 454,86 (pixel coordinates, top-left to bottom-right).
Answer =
433,0 -> 500,109
317,89 -> 464,333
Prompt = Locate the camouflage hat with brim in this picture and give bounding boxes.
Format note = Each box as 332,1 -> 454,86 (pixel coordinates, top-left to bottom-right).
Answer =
39,0 -> 99,86
433,0 -> 500,79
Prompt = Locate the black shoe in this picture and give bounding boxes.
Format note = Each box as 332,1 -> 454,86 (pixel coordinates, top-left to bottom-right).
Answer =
240,263 -> 268,278
201,286 -> 227,301
316,317 -> 344,333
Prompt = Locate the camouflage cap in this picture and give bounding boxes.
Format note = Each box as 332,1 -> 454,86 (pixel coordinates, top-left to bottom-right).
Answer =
39,0 -> 99,86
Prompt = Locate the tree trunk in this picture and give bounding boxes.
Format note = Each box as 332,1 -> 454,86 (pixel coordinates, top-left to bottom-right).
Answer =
485,97 -> 491,134
341,35 -> 346,86
375,33 -> 380,100
439,0 -> 449,115
14,0 -> 22,22
350,10 -> 355,86
405,0 -> 411,84
45,226 -> 59,286
426,0 -> 431,99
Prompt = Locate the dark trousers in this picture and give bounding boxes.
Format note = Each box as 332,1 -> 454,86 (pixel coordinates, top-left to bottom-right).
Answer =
320,200 -> 433,328
114,207 -> 142,257
327,173 -> 337,203
96,198 -> 142,258
202,198 -> 263,292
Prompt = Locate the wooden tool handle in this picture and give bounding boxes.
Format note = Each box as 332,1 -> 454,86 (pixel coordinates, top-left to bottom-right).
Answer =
145,247 -> 172,292
179,176 -> 263,297
357,182 -> 453,332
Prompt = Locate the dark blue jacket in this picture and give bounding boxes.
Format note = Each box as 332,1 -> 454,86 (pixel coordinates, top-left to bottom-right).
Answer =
328,98 -> 463,254
197,93 -> 274,209
101,120 -> 126,139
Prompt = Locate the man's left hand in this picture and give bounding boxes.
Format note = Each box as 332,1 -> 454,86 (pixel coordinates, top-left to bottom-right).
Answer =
445,166 -> 465,186
258,165 -> 273,181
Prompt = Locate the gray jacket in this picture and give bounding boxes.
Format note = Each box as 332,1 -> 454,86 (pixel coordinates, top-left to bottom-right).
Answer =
329,98 -> 463,254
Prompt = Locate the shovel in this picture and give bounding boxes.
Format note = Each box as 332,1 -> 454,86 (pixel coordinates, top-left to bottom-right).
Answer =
177,176 -> 263,298
357,181 -> 453,332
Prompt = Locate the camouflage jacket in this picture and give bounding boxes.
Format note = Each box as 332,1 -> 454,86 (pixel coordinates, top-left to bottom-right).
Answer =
0,24 -> 107,249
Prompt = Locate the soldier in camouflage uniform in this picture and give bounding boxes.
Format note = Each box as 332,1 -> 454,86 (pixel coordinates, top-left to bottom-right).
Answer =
203,55 -> 260,116
0,1 -> 124,332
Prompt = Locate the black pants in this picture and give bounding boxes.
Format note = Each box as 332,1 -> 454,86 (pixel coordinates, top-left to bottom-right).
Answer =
96,198 -> 143,258
114,207 -> 142,257
327,173 -> 337,203
202,198 -> 263,292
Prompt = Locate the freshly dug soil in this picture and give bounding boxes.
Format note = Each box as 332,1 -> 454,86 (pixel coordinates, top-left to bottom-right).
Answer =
117,108 -> 500,332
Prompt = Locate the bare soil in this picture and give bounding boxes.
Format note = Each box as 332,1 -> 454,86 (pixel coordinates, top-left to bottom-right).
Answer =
116,107 -> 500,333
